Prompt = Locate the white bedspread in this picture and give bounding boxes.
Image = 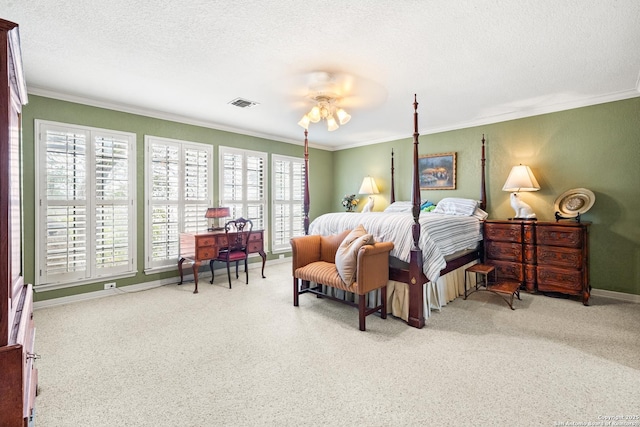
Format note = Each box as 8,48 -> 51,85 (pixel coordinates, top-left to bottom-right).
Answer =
308,211 -> 482,284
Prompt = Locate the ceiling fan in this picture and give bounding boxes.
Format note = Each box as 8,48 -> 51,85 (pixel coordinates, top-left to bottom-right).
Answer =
294,71 -> 387,131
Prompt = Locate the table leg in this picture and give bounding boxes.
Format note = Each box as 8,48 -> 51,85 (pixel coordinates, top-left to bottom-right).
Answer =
178,257 -> 185,285
258,250 -> 266,278
192,260 -> 201,294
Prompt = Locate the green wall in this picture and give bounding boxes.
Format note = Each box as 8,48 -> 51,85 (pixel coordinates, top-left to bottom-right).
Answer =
22,95 -> 334,301
22,95 -> 640,299
333,97 -> 640,295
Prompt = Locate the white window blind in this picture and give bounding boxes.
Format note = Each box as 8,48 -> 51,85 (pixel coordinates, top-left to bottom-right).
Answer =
272,155 -> 305,253
219,146 -> 267,239
36,121 -> 136,287
145,136 -> 212,271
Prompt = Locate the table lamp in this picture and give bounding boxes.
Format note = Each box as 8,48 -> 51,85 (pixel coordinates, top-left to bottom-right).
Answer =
358,176 -> 379,212
502,164 -> 540,219
205,207 -> 230,231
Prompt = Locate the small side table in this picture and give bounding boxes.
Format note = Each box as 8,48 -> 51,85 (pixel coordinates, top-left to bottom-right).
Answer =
464,264 -> 522,310
464,264 -> 495,299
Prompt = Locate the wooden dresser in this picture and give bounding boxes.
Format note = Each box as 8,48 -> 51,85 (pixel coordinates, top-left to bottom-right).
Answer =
483,220 -> 590,304
0,19 -> 37,426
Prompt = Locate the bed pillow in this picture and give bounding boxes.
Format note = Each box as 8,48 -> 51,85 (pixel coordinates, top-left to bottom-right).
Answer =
432,198 -> 478,216
335,224 -> 375,285
472,207 -> 489,220
383,201 -> 413,213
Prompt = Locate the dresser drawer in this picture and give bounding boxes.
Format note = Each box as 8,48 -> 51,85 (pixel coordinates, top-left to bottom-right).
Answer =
248,233 -> 262,243
537,246 -> 583,269
486,259 -> 524,282
485,241 -> 523,262
197,236 -> 217,247
196,247 -> 216,260
484,223 -> 522,243
536,226 -> 583,248
537,266 -> 584,293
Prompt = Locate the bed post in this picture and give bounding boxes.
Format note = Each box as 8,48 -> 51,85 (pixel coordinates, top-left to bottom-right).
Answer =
480,134 -> 487,211
390,149 -> 395,204
408,95 -> 426,329
303,129 -> 310,235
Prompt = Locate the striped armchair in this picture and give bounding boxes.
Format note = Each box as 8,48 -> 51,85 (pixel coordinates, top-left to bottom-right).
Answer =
290,230 -> 394,331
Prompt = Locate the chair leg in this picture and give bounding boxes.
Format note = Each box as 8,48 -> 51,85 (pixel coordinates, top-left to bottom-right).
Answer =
244,258 -> 249,284
359,296 -> 366,331
226,260 -> 232,289
381,286 -> 387,319
235,261 -> 239,279
293,277 -> 299,306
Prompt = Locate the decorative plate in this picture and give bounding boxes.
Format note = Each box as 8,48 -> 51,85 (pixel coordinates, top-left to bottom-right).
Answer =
554,188 -> 595,215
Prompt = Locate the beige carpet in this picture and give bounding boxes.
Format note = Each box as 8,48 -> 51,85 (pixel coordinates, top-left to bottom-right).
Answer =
33,260 -> 639,426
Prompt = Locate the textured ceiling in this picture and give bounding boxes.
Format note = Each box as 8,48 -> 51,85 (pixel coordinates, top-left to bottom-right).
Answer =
3,0 -> 640,149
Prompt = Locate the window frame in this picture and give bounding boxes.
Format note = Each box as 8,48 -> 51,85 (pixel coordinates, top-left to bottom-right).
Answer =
218,146 -> 268,251
34,119 -> 137,290
271,154 -> 305,253
144,135 -> 213,273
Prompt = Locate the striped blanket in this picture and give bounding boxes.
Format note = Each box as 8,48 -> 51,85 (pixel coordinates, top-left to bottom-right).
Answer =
308,212 -> 482,283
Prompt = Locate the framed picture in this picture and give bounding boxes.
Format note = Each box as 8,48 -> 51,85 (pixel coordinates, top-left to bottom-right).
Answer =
419,152 -> 456,190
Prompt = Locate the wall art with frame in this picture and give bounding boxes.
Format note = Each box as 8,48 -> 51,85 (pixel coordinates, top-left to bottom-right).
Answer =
419,152 -> 456,190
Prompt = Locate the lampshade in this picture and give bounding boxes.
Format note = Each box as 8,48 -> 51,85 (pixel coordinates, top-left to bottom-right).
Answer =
358,176 -> 380,195
502,165 -> 540,192
205,207 -> 230,219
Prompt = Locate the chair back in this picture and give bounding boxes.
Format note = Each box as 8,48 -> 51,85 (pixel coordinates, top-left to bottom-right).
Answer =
223,217 -> 253,253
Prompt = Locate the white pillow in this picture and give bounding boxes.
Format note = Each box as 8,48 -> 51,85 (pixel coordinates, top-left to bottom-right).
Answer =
472,207 -> 489,220
432,198 -> 478,216
383,201 -> 413,213
335,224 -> 375,285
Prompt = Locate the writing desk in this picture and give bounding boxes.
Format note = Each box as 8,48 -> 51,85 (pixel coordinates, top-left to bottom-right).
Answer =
178,230 -> 266,293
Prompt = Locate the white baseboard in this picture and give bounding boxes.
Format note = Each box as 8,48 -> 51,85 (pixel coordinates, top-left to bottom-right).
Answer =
591,288 -> 640,303
34,257 -> 291,310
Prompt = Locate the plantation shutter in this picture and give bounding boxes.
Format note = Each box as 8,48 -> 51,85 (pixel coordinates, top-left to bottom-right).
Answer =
272,155 -> 305,253
42,127 -> 89,282
219,147 -> 267,241
37,121 -> 136,287
145,137 -> 212,271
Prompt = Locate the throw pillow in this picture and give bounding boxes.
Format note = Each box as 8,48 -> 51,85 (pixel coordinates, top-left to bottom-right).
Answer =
335,224 -> 375,285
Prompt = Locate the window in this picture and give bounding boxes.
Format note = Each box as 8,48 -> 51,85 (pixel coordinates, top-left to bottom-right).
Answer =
145,136 -> 212,272
219,146 -> 267,242
271,154 -> 305,253
35,120 -> 136,288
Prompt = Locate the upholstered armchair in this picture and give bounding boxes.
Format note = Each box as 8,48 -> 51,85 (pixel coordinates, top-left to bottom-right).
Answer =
290,230 -> 394,331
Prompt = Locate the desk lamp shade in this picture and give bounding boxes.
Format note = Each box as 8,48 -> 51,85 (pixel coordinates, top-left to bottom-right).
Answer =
205,207 -> 230,231
358,176 -> 379,212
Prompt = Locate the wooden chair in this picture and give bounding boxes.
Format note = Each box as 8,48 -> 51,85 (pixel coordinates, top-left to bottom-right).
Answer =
210,218 -> 253,289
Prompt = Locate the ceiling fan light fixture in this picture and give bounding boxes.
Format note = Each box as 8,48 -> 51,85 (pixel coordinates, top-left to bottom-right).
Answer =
308,106 -> 321,123
297,114 -> 310,130
326,114 -> 339,131
336,108 -> 351,125
297,91 -> 351,130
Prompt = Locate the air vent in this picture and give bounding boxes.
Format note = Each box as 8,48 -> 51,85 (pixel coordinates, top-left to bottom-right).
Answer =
228,97 -> 259,108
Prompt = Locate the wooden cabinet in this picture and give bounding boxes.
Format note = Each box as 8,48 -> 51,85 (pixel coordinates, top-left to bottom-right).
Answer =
0,18 -> 37,427
483,220 -> 590,304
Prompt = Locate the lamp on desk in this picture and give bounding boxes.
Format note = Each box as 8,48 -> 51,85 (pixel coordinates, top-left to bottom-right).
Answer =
358,176 -> 379,212
502,164 -> 540,220
205,207 -> 230,231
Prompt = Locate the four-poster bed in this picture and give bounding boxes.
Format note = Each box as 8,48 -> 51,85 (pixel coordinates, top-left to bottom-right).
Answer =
300,95 -> 487,329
